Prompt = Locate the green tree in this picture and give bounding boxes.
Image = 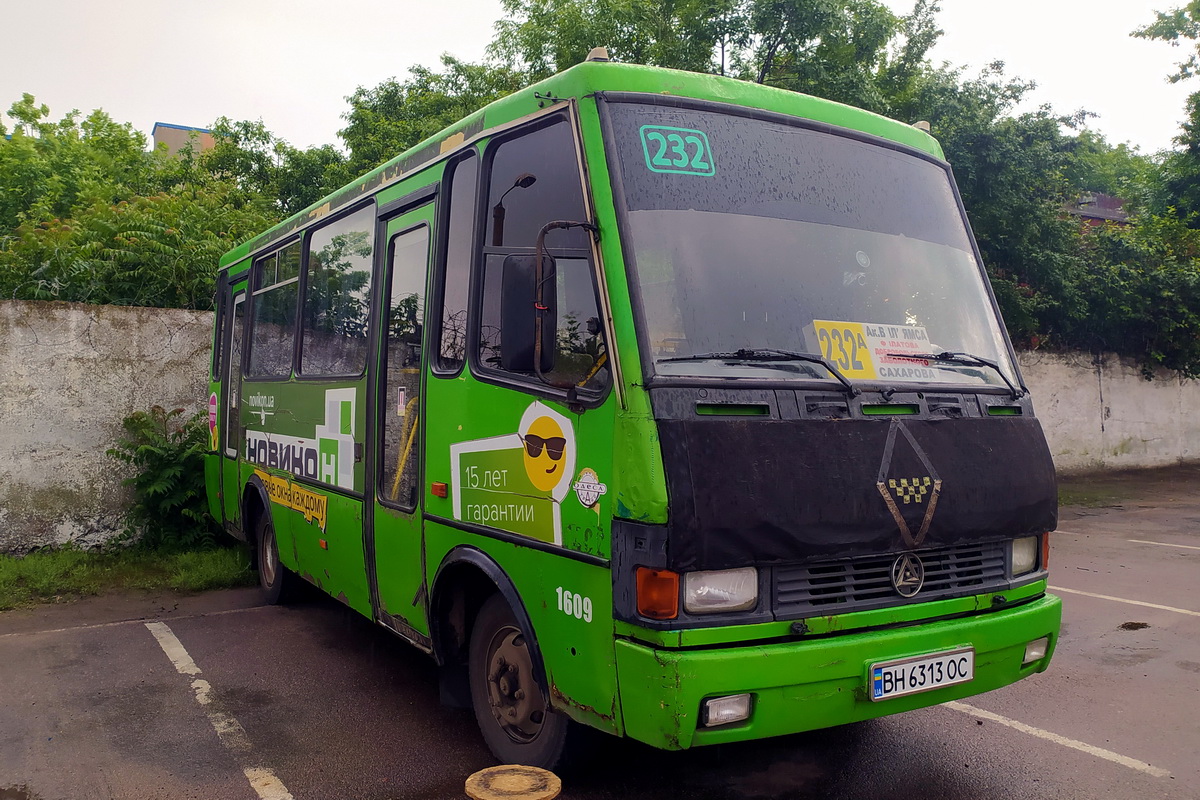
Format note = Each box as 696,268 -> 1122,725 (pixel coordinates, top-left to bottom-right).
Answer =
272,142 -> 349,214
491,0 -> 736,78
748,0 -> 901,112
0,181 -> 275,308
1135,2 -> 1200,225
1065,130 -> 1153,200
0,94 -> 289,309
1072,213 -> 1200,376
491,0 -> 941,114
1150,135 -> 1200,224
1134,1 -> 1200,83
202,117 -> 349,216
339,55 -> 526,176
0,94 -> 175,231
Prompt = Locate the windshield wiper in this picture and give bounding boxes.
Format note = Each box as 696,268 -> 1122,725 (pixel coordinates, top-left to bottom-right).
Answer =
884,351 -> 1025,399
659,348 -> 860,395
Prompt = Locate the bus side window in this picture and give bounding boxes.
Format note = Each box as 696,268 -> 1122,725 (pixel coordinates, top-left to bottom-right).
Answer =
475,116 -> 610,394
299,205 -> 375,377
484,117 -> 589,250
211,279 -> 225,381
478,254 -> 610,391
435,153 -> 478,373
248,240 -> 301,378
225,293 -> 246,455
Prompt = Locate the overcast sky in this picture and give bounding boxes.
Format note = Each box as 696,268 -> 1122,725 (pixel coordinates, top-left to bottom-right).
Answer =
1,0 -> 1192,155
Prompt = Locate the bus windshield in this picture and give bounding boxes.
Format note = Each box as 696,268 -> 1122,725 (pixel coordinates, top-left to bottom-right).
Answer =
604,99 -> 1017,389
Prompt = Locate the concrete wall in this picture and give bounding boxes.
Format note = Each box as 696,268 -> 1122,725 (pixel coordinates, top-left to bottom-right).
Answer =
0,300 -> 1197,552
0,300 -> 212,553
1019,350 -> 1200,474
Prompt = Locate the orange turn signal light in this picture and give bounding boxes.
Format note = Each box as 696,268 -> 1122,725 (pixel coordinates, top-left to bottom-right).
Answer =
431,482 -> 449,498
1042,532 -> 1051,570
636,567 -> 679,620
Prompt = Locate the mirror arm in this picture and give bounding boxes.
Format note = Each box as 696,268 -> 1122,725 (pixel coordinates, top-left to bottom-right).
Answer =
491,204 -> 506,247
533,220 -> 599,391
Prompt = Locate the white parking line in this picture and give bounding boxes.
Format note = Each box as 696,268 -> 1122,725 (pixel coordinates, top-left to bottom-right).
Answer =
145,622 -> 201,674
1049,586 -> 1200,617
145,621 -> 294,800
1127,538 -> 1200,552
244,767 -> 295,800
944,701 -> 1172,778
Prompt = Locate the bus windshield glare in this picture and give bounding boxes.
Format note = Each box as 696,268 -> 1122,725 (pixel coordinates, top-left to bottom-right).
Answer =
605,100 -> 1017,389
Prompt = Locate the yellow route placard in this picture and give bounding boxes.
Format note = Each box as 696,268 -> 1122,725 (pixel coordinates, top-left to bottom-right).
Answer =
811,320 -> 952,383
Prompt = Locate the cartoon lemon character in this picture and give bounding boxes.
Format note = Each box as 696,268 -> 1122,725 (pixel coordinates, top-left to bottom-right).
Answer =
521,415 -> 568,493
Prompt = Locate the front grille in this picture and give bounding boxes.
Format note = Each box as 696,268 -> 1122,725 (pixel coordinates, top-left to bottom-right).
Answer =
773,541 -> 1008,618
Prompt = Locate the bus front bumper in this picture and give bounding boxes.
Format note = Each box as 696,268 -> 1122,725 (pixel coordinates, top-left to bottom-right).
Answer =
614,593 -> 1061,750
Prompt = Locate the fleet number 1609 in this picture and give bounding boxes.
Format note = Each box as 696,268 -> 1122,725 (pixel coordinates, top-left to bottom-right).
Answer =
555,587 -> 592,623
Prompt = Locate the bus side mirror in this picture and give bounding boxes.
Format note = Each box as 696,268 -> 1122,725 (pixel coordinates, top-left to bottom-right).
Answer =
501,254 -> 556,373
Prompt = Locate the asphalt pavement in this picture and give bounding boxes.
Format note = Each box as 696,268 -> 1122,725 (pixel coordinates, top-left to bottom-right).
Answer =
2,467 -> 1197,799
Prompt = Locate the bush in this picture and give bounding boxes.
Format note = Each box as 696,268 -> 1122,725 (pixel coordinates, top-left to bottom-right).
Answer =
1070,215 -> 1200,377
0,183 -> 276,309
107,406 -> 217,549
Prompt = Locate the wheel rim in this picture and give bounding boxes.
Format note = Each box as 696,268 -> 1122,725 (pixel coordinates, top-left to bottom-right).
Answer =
484,623 -> 545,743
260,523 -> 278,588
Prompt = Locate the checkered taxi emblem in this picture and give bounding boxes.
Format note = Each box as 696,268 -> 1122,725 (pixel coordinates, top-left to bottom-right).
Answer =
888,476 -> 933,504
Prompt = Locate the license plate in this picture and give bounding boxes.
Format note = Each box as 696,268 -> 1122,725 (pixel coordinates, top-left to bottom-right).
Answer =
870,647 -> 974,701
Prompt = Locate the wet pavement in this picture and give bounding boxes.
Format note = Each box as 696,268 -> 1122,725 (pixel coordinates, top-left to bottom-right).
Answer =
2,467 -> 1197,799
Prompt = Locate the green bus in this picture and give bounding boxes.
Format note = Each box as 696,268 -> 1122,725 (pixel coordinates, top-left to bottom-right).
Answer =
205,55 -> 1061,768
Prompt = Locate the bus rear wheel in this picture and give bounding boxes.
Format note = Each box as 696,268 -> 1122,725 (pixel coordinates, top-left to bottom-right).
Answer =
255,512 -> 294,605
469,593 -> 569,768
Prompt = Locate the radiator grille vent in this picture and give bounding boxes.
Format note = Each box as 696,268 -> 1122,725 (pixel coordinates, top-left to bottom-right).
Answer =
774,541 -> 1008,617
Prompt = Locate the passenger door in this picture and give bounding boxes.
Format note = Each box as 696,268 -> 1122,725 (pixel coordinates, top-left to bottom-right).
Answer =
367,197 -> 436,644
219,281 -> 247,528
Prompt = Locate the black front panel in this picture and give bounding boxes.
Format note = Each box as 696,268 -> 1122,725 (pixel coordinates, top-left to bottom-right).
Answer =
653,388 -> 1057,572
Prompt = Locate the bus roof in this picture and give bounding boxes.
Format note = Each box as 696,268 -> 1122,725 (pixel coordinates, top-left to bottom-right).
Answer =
218,61 -> 943,270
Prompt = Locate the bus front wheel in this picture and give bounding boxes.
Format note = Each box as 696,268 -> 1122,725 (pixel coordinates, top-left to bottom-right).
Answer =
469,593 -> 570,768
255,512 -> 294,605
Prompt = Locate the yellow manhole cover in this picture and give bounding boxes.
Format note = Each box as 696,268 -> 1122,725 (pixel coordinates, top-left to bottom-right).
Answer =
464,765 -> 562,800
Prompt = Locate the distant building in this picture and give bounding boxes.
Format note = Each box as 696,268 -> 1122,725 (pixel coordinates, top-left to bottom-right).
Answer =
152,122 -> 216,156
1065,192 -> 1130,227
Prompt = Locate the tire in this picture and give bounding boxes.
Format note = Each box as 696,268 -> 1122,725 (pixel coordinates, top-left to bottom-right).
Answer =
469,593 -> 571,768
255,511 -> 294,605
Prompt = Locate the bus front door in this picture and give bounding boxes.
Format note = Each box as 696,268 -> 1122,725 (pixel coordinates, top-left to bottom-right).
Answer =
367,202 -> 435,644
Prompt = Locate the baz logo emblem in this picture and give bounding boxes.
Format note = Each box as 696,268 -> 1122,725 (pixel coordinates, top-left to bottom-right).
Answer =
888,476 -> 933,505
891,553 -> 925,598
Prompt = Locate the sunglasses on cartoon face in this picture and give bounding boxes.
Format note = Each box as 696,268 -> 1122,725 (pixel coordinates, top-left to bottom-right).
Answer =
520,434 -> 566,460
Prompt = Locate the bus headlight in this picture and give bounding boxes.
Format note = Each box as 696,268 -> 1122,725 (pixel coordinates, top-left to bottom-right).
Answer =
1011,536 -> 1039,577
684,567 -> 758,614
